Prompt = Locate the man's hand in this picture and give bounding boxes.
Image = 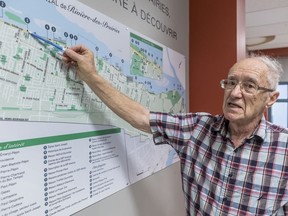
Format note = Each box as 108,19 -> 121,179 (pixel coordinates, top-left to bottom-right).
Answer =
62,45 -> 97,82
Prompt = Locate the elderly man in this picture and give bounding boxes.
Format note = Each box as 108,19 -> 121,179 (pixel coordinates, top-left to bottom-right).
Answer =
63,45 -> 288,216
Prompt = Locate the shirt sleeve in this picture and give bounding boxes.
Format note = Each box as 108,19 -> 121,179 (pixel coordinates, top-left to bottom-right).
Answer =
149,111 -> 197,152
284,203 -> 288,215
284,183 -> 288,214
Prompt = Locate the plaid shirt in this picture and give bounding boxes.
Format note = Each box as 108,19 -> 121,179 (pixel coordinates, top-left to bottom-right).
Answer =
150,112 -> 288,216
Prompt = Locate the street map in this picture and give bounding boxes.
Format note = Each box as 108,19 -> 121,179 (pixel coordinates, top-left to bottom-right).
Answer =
0,0 -> 186,215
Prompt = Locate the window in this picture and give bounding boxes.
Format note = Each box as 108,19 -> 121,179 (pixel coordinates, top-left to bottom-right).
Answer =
268,82 -> 288,128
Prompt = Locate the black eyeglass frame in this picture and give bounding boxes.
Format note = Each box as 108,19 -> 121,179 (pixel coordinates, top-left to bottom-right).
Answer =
220,79 -> 274,94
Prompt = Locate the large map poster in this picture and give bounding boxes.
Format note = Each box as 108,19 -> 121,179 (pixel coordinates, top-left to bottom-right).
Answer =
0,0 -> 186,215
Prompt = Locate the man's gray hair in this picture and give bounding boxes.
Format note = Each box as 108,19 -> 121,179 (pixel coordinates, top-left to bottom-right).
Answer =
250,54 -> 284,90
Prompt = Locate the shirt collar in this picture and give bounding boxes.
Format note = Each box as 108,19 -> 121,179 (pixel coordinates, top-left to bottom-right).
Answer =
211,115 -> 266,142
252,116 -> 267,141
211,115 -> 229,137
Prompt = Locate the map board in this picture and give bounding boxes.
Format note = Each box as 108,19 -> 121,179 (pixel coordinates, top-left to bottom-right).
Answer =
0,0 -> 186,215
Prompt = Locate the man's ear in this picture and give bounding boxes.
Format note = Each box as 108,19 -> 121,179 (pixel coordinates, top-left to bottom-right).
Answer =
266,91 -> 280,108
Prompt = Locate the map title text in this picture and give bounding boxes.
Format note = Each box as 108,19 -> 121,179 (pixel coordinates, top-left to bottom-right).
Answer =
45,0 -> 121,34
111,0 -> 177,40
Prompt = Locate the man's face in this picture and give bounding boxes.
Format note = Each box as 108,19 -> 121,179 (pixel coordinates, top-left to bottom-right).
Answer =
222,58 -> 275,126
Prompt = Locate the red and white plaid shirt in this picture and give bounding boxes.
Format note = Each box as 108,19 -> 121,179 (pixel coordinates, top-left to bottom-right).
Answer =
150,112 -> 288,216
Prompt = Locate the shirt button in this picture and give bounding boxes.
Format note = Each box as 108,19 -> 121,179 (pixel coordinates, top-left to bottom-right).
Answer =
223,197 -> 228,203
228,173 -> 233,177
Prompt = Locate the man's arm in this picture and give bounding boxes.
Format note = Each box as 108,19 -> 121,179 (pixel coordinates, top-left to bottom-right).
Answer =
62,45 -> 151,134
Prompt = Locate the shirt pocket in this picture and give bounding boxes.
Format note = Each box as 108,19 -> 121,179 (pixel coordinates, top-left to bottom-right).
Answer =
232,170 -> 286,215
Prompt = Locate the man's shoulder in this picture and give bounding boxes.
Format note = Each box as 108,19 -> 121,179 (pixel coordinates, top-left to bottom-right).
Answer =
150,111 -> 218,119
192,112 -> 224,125
263,120 -> 288,134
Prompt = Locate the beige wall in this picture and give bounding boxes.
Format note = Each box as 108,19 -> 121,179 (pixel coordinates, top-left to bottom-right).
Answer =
278,57 -> 288,82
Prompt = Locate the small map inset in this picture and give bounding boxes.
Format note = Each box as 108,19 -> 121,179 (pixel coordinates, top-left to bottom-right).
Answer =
130,33 -> 163,80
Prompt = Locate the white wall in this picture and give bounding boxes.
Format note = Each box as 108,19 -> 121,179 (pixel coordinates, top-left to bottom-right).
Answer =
73,0 -> 189,215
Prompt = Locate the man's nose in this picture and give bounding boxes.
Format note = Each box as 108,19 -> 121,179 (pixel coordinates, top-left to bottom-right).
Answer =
230,83 -> 243,96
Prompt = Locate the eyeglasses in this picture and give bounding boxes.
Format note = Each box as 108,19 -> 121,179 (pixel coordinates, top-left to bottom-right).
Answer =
220,79 -> 274,94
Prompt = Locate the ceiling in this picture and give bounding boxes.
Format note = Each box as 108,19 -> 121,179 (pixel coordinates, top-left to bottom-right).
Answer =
246,0 -> 288,51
